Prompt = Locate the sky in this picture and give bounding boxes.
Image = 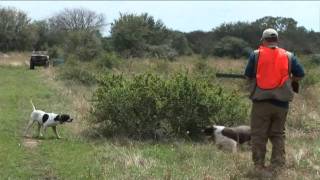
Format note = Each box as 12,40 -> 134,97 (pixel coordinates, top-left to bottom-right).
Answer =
0,1 -> 320,36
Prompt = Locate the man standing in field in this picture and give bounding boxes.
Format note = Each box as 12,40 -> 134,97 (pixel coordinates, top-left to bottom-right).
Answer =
244,28 -> 305,177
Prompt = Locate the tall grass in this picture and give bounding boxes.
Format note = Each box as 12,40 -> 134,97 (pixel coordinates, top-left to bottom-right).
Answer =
8,53 -> 316,179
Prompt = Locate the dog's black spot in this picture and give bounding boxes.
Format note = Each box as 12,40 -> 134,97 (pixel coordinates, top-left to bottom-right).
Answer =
237,131 -> 251,144
42,114 -> 49,123
221,128 -> 239,142
239,134 -> 251,144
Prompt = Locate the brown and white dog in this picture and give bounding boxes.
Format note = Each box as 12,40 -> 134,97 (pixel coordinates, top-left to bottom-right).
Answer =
24,100 -> 73,139
202,125 -> 251,153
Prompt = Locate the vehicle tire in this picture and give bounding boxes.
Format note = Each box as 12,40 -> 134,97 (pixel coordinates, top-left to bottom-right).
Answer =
30,61 -> 35,69
44,61 -> 49,68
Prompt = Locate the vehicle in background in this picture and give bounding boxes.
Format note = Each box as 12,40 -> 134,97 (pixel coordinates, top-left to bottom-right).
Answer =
30,51 -> 50,69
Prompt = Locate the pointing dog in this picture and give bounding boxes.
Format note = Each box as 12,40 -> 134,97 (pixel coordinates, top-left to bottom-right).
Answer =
202,125 -> 251,153
24,100 -> 73,139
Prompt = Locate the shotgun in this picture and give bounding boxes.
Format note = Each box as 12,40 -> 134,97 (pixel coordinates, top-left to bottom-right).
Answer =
215,73 -> 299,93
215,73 -> 246,79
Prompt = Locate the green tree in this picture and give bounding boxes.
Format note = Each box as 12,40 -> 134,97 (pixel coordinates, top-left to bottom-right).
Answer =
252,16 -> 298,32
187,16 -> 320,57
64,31 -> 102,61
213,21 -> 260,48
0,6 -> 33,51
186,31 -> 216,57
110,13 -> 170,58
47,8 -> 105,60
213,36 -> 251,58
49,8 -> 105,32
170,31 -> 192,55
31,20 -> 50,51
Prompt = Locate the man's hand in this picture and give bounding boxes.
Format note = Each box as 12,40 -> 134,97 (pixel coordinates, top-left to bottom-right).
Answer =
291,76 -> 303,93
292,76 -> 302,82
291,81 -> 299,93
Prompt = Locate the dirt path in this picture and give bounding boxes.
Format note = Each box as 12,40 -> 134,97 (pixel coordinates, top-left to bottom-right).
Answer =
22,137 -> 41,149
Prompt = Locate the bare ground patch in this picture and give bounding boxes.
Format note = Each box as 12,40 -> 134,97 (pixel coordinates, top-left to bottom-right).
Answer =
22,137 -> 41,149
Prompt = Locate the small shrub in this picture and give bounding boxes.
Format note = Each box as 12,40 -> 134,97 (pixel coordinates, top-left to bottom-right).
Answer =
300,55 -> 320,88
310,54 -> 320,65
145,44 -> 178,60
96,52 -> 122,69
58,59 -> 97,86
193,60 -> 214,74
193,60 -> 216,81
170,31 -> 193,56
301,69 -> 319,87
91,72 -> 248,139
48,46 -> 64,59
152,59 -> 170,74
64,31 -> 102,61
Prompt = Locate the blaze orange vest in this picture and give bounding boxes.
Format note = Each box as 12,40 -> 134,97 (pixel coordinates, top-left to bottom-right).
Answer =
256,46 -> 290,89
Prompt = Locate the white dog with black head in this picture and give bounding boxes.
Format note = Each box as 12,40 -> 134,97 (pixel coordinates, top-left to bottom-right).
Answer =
24,100 -> 73,139
202,125 -> 251,153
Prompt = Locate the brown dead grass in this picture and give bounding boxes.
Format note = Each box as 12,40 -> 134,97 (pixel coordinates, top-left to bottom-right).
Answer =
116,56 -> 247,76
207,57 -> 247,73
0,52 -> 30,66
39,67 -> 92,136
36,55 -> 319,179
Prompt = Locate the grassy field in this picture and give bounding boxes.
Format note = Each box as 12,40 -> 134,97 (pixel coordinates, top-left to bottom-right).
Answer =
0,53 -> 319,179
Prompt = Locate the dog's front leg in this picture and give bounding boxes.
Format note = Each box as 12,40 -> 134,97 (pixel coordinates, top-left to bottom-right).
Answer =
52,126 -> 61,139
43,126 -> 48,138
24,119 -> 35,137
36,123 -> 43,138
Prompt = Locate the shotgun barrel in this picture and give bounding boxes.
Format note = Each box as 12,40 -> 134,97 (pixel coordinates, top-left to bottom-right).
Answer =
215,73 -> 246,79
216,73 -> 299,93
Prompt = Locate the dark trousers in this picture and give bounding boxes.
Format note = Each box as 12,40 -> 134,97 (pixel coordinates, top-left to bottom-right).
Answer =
250,101 -> 288,167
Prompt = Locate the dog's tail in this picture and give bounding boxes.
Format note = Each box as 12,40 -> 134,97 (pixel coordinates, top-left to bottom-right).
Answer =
30,99 -> 36,111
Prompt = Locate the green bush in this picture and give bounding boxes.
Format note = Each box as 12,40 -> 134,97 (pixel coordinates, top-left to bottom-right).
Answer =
310,54 -> 320,65
48,46 -> 64,59
91,72 -> 248,139
111,13 -> 170,58
170,31 -> 193,56
213,36 -> 252,58
152,59 -> 170,74
58,59 -> 97,86
145,44 -> 178,60
300,55 -> 320,88
64,31 -> 102,61
96,52 -> 122,69
301,69 -> 319,87
193,60 -> 215,76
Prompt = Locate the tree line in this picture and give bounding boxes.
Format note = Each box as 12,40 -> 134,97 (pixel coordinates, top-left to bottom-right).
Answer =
0,6 -> 319,60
